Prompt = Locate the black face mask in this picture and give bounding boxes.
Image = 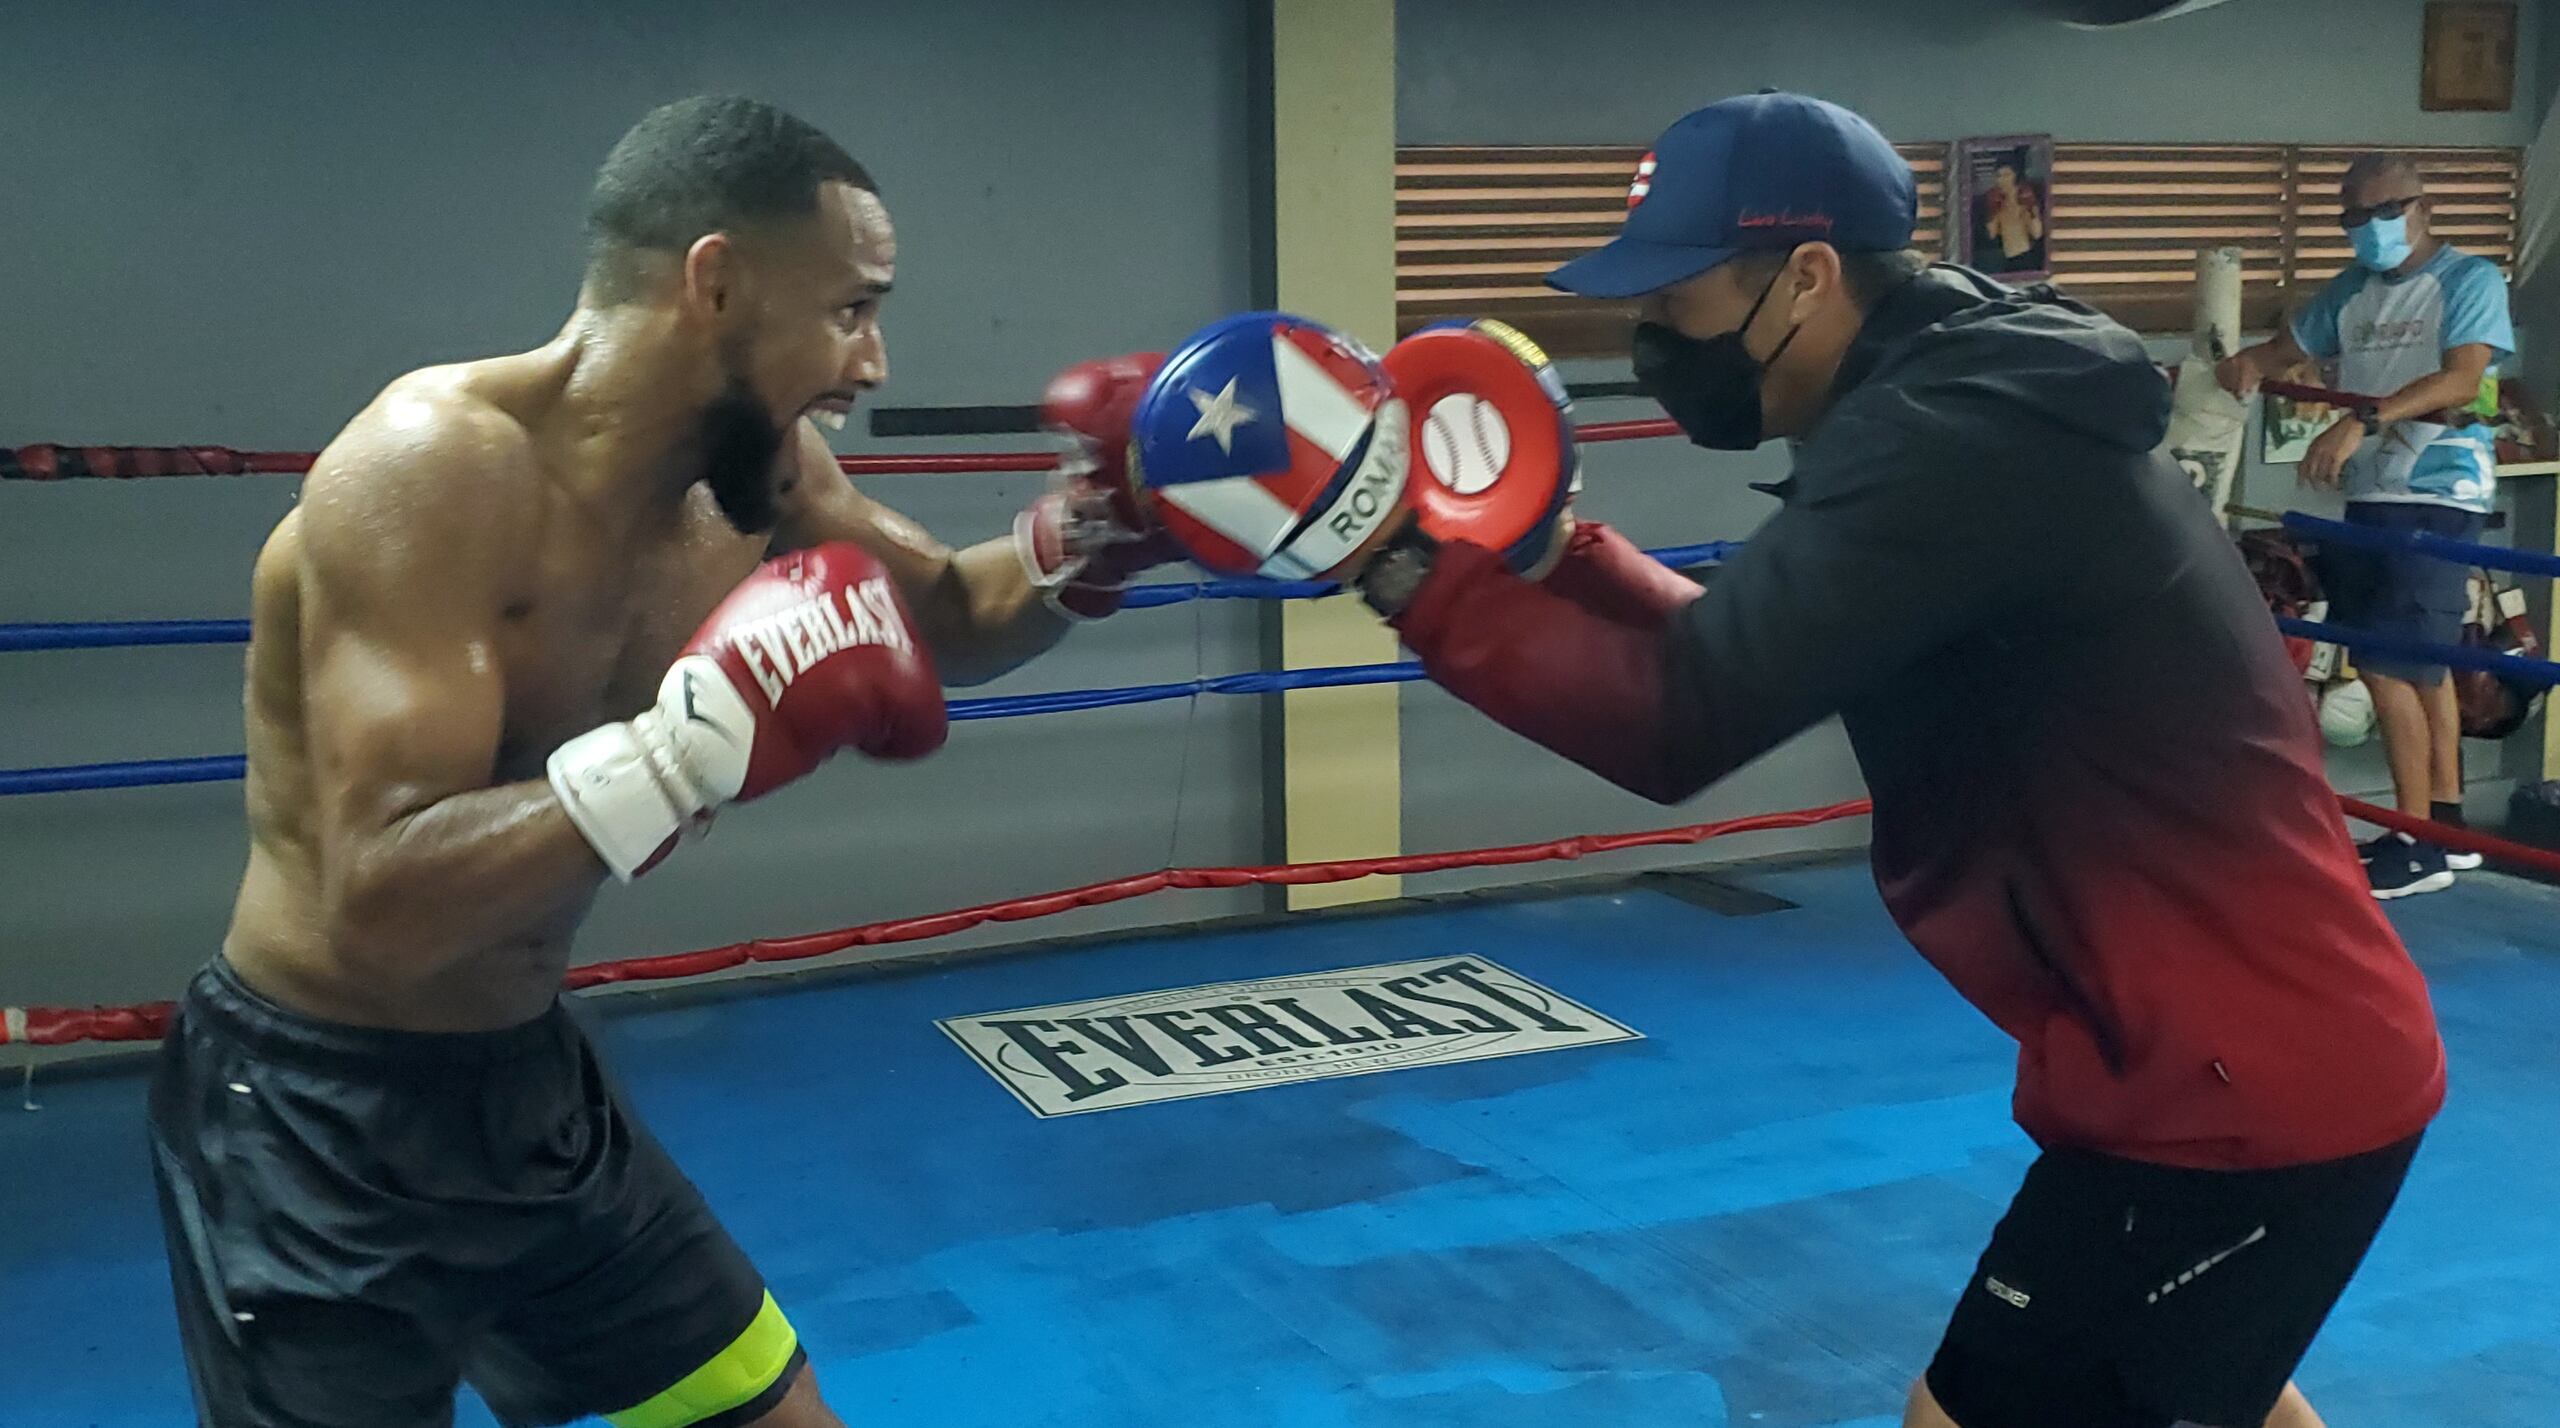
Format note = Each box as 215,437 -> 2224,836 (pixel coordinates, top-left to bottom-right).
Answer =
1632,265 -> 1801,451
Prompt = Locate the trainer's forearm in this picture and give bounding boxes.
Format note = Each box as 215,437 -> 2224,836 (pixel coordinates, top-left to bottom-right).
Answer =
2374,367 -> 2488,425
1539,521 -> 1705,630
1393,541 -> 1692,803
919,537 -> 1074,686
2241,330 -> 2307,376
329,780 -> 608,964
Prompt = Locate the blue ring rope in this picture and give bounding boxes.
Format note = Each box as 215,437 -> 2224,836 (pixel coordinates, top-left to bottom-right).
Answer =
0,666 -> 1434,795
8,529 -> 2555,795
0,620 -> 253,652
0,543 -> 1742,652
2277,617 -> 2560,688
2280,511 -> 2560,580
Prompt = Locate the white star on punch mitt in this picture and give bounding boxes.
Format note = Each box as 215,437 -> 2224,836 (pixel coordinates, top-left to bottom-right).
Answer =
1186,377 -> 1259,454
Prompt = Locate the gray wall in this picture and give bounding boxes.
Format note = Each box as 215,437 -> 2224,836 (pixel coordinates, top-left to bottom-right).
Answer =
1401,0 -> 2545,147
1,0 -> 1266,1024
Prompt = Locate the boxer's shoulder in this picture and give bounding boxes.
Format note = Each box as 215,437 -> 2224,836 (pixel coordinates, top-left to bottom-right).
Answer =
298,370 -> 542,600
336,362 -> 537,475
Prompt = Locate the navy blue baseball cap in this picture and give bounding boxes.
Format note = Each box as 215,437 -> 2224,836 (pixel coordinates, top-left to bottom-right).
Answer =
1547,91 -> 1918,300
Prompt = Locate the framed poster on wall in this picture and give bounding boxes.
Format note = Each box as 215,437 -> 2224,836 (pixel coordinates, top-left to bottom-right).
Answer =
2422,2 -> 2517,112
1950,135 -> 2054,281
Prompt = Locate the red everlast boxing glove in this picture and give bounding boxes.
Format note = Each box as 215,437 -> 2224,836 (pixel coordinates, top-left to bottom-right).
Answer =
546,542 -> 946,880
1014,353 -> 1190,619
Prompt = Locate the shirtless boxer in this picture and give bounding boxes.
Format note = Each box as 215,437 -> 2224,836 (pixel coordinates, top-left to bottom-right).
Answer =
146,96 -> 1168,1428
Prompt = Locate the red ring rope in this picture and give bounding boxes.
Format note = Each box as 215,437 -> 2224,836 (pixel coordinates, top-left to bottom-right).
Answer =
2,799 -> 1873,1046
3,427 -> 1678,480
2,443 -> 1059,482
14,795 -> 2554,1048
1573,418 -> 1681,444
2336,798 -> 2560,879
0,383 -> 2403,479
2258,378 -> 2380,412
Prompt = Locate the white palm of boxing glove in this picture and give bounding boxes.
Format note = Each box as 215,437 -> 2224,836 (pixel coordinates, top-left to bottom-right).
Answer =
546,657 -> 756,881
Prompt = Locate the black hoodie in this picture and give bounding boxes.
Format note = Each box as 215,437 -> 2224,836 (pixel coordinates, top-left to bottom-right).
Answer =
1398,266 -> 2443,1169
1660,266 -> 2442,1169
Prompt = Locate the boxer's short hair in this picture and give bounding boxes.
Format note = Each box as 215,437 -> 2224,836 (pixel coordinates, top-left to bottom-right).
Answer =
585,95 -> 876,303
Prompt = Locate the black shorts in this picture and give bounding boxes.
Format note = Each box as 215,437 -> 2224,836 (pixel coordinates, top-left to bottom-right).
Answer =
2317,502 -> 2483,683
1925,1132 -> 2421,1428
146,958 -> 805,1428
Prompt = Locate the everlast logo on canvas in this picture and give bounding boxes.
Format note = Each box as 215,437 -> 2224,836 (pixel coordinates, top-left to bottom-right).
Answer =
940,957 -> 1639,1116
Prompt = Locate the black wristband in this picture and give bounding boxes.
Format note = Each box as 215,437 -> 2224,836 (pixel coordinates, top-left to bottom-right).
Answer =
1355,521 -> 1441,618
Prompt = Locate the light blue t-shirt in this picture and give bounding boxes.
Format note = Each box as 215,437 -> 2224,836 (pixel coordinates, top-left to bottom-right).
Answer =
2291,244 -> 2514,512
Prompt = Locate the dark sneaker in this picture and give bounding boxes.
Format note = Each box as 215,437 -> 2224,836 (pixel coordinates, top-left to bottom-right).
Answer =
2362,827 -> 2482,871
2369,839 -> 2454,900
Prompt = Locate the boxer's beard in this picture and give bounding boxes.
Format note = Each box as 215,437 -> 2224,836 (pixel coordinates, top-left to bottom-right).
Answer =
699,369 -> 784,535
